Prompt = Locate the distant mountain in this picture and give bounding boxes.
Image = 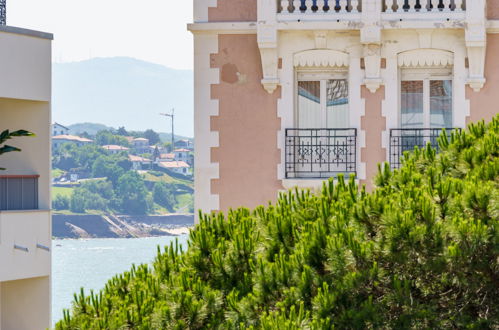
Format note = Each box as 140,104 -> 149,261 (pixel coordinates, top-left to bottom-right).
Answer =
68,123 -> 113,136
53,57 -> 193,137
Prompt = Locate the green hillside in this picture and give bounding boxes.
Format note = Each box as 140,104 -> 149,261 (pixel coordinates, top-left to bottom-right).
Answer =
68,123 -> 113,136
56,117 -> 498,329
67,122 -> 193,142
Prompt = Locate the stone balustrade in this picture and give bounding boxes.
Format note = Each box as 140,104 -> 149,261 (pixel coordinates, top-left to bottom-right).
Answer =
278,0 -> 466,16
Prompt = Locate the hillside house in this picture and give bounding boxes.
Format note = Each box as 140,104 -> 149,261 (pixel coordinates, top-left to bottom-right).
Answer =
129,154 -> 153,170
102,144 -> 130,155
158,160 -> 192,176
52,134 -> 93,150
159,153 -> 175,161
52,122 -> 69,136
175,139 -> 194,150
190,0 -> 499,216
132,137 -> 150,154
173,148 -> 191,163
0,8 -> 52,329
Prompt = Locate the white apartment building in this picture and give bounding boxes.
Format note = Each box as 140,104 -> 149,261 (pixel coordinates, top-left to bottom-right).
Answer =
0,4 -> 53,329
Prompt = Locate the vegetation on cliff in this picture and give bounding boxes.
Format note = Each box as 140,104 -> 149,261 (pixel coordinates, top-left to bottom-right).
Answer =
56,117 -> 498,329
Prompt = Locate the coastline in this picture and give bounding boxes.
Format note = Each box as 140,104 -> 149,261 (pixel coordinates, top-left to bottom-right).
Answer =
52,213 -> 194,239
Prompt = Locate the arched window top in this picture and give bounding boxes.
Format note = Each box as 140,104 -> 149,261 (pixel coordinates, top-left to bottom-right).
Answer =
294,49 -> 349,68
398,49 -> 454,68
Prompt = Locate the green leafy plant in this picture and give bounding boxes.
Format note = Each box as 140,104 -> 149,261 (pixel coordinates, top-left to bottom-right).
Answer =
0,129 -> 35,170
56,116 -> 498,329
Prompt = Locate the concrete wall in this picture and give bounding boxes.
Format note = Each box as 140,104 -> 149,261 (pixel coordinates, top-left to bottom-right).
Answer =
1,276 -> 50,330
0,30 -> 51,102
0,98 -> 51,209
0,28 -> 52,330
0,210 -> 51,282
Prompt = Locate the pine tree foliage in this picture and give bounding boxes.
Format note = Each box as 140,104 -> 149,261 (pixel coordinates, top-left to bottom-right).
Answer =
56,117 -> 499,329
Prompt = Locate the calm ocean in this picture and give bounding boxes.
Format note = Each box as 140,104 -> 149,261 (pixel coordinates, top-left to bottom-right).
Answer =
51,235 -> 189,326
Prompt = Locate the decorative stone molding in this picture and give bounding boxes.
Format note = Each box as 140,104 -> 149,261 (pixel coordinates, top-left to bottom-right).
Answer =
314,31 -> 328,49
257,0 -> 279,94
360,0 -> 382,44
417,30 -> 433,49
363,44 -> 382,93
398,49 -> 454,68
293,49 -> 349,68
465,0 -> 486,92
361,0 -> 382,93
465,33 -> 487,92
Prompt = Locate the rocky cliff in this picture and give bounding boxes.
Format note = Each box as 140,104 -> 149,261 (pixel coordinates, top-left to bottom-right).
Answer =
52,214 -> 194,239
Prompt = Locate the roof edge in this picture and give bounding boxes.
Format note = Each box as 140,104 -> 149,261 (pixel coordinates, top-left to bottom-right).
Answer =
0,25 -> 53,40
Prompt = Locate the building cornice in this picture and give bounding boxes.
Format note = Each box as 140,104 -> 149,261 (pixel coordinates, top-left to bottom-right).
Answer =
187,22 -> 256,34
188,19 -> 499,34
0,25 -> 53,40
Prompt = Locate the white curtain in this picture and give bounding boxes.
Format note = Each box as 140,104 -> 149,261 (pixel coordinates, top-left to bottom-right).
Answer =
298,81 -> 321,128
430,80 -> 452,128
326,79 -> 349,128
401,80 -> 424,128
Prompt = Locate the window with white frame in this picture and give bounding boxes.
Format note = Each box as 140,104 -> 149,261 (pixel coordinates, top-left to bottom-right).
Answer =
285,70 -> 357,179
296,71 -> 349,129
400,68 -> 453,129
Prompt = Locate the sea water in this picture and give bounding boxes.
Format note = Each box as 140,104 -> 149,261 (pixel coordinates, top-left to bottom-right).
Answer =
52,235 -> 189,326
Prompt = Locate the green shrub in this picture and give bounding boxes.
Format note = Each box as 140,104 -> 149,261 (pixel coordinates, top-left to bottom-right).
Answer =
153,182 -> 176,211
69,188 -> 108,213
53,195 -> 70,210
56,117 -> 499,329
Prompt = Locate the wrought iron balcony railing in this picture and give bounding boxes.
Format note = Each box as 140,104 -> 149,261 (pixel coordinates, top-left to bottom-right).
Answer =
389,128 -> 455,169
285,128 -> 357,179
0,175 -> 39,210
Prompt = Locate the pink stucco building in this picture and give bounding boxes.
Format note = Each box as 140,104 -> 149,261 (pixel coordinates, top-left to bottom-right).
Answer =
189,0 -> 498,216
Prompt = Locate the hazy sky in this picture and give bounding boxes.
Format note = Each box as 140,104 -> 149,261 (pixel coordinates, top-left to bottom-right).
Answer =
7,0 -> 194,70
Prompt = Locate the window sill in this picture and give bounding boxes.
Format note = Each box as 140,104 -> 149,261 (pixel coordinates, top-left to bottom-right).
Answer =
282,178 -> 330,191
0,209 -> 50,214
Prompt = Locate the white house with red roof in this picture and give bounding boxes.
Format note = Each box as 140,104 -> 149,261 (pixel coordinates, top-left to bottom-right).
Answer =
173,148 -> 191,162
102,145 -> 130,155
129,154 -> 152,170
158,160 -> 192,176
132,137 -> 150,154
52,122 -> 69,136
52,134 -> 93,150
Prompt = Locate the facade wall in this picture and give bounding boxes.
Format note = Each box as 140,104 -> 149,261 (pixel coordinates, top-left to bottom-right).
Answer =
0,28 -> 52,330
1,276 -> 50,330
361,86 -> 385,191
192,2 -> 498,215
211,34 -> 282,211
208,0 -> 257,22
193,33 -> 220,214
488,0 -> 499,19
0,31 -> 51,102
0,210 -> 51,282
0,99 -> 51,209
466,34 -> 499,124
